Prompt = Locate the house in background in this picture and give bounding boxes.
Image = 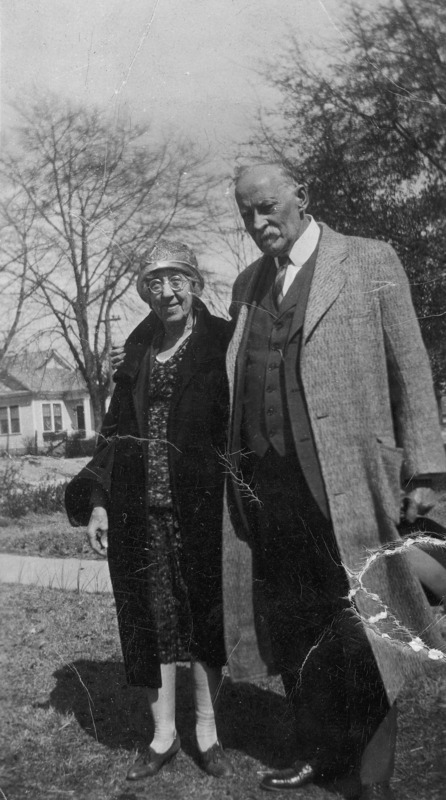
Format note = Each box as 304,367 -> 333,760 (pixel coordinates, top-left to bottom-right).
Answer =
0,350 -> 95,454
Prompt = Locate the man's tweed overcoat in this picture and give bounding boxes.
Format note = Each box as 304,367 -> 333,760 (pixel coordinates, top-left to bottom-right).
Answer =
222,223 -> 446,702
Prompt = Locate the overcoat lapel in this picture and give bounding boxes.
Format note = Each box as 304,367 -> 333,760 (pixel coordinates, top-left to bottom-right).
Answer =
169,310 -> 224,416
132,345 -> 155,440
303,225 -> 348,342
227,228 -> 348,444
226,255 -> 274,462
116,305 -> 222,442
287,248 -> 319,342
111,314 -> 159,441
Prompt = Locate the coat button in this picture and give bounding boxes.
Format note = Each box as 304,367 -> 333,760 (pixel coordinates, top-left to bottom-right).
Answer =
267,407 -> 275,415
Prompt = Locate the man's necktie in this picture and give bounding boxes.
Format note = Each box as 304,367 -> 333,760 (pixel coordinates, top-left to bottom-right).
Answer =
273,255 -> 289,307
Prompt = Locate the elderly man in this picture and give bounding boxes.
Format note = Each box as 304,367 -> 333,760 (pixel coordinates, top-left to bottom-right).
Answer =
222,163 -> 445,798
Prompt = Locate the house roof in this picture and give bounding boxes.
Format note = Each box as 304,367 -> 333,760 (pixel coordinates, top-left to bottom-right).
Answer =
0,374 -> 29,395
0,350 -> 88,397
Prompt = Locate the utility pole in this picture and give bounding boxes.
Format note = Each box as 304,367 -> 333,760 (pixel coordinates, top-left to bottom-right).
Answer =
105,315 -> 121,399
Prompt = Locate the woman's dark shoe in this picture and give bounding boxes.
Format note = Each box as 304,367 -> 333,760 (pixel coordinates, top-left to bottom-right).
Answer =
199,740 -> 234,778
126,734 -> 181,780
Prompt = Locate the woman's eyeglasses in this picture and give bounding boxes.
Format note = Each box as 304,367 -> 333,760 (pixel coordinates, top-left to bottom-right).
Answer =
147,275 -> 189,294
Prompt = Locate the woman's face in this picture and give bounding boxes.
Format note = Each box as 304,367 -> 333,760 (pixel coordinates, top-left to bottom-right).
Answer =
137,267 -> 196,326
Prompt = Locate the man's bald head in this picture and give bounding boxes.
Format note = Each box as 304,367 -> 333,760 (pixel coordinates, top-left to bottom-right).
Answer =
235,163 -> 298,192
235,163 -> 309,257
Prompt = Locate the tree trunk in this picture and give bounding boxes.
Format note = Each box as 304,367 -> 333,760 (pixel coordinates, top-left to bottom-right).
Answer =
89,387 -> 106,438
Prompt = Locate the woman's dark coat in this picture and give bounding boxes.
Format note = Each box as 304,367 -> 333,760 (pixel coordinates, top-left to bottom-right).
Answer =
66,302 -> 231,687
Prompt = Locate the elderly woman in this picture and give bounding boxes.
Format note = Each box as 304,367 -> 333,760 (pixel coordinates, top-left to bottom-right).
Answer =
65,241 -> 233,781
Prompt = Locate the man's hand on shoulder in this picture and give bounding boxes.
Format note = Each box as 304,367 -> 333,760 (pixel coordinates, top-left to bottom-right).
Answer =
110,344 -> 125,371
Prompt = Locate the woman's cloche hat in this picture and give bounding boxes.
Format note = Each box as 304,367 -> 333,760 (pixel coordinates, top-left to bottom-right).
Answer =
142,240 -> 205,291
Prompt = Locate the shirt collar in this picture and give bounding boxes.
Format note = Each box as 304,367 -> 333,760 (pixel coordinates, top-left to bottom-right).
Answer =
275,216 -> 320,270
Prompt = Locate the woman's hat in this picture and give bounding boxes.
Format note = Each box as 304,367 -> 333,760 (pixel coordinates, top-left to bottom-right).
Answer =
142,241 -> 205,290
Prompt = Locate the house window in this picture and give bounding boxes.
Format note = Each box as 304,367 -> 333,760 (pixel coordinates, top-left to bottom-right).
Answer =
53,403 -> 63,432
0,405 -> 20,435
0,407 -> 8,435
42,403 -> 52,432
10,406 -> 20,434
42,402 -> 63,432
75,403 -> 86,431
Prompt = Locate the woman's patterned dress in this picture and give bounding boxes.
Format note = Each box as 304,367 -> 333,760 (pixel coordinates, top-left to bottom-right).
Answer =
146,340 -> 194,662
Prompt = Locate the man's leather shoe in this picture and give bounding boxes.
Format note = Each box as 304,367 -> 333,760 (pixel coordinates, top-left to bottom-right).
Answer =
199,740 -> 234,777
359,783 -> 395,800
260,761 -> 317,792
126,734 -> 181,780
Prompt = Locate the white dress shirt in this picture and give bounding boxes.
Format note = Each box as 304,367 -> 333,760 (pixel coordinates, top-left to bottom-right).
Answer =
275,216 -> 320,297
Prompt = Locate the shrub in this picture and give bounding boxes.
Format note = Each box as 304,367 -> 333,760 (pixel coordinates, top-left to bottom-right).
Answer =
65,434 -> 96,458
22,436 -> 38,455
0,462 -> 69,517
0,462 -> 30,518
1,491 -> 31,518
28,481 -> 69,514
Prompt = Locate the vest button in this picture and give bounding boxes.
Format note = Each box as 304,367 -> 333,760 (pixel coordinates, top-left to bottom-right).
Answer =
267,407 -> 275,415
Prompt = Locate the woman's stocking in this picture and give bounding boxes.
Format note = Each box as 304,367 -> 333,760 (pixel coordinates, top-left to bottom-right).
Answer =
147,662 -> 177,753
191,660 -> 223,752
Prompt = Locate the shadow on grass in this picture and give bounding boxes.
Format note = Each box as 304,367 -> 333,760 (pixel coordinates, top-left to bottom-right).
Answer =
48,659 -> 295,768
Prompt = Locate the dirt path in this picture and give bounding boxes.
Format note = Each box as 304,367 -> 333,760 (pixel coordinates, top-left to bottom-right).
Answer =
0,552 -> 111,593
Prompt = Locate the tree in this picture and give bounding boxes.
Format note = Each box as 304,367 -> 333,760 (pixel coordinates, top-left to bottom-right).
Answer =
1,95 -> 215,429
0,196 -> 39,359
252,0 -> 446,390
203,186 -> 259,317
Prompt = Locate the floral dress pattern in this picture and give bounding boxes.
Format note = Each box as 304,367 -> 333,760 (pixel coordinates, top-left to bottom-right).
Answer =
145,339 -> 194,663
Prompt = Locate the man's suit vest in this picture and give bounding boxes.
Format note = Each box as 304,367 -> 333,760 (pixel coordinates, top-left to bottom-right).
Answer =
242,247 -> 329,517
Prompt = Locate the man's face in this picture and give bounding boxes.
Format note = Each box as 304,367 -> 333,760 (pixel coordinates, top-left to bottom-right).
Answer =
235,167 -> 308,257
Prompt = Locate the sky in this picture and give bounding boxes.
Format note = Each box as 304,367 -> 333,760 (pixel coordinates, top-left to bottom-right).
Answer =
1,0 -> 357,154
0,0 -> 375,335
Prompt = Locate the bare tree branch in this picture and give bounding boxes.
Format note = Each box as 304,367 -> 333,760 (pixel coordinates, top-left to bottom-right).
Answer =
0,94 -> 218,427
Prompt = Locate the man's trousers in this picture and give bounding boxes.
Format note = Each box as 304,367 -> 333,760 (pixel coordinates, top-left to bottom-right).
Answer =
243,447 -> 395,780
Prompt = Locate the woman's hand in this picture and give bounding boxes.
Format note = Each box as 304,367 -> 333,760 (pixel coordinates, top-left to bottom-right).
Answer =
111,345 -> 125,371
87,506 -> 109,557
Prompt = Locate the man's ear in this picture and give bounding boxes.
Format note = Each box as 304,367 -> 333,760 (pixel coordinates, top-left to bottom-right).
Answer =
294,184 -> 309,212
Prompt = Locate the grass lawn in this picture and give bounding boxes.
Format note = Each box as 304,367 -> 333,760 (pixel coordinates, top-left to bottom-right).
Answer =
1,460 -> 445,798
1,502 -> 446,565
0,512 -> 100,560
1,584 -> 445,800
0,455 -> 95,559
